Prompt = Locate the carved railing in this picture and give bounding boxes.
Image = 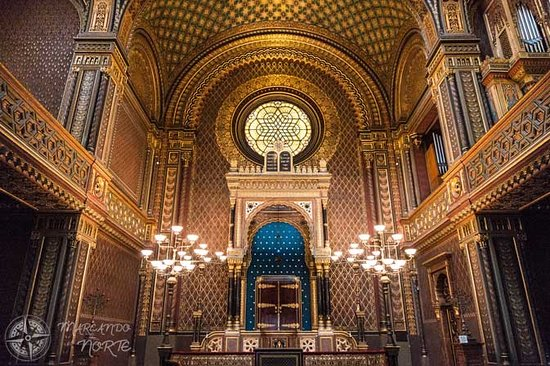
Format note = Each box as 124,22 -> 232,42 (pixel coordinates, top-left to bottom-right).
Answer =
0,63 -> 147,244
170,351 -> 387,366
404,71 -> 550,245
171,353 -> 254,366
0,65 -> 92,200
304,351 -> 387,365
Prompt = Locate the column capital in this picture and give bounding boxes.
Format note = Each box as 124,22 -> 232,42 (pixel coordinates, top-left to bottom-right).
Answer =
167,130 -> 196,151
72,35 -> 128,85
427,37 -> 482,84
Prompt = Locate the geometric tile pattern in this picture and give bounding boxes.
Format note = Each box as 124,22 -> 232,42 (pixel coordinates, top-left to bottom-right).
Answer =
143,0 -> 413,75
330,263 -> 378,331
108,103 -> 148,197
0,0 -> 79,116
325,95 -> 376,330
176,264 -> 228,331
82,234 -> 141,322
178,79 -> 232,330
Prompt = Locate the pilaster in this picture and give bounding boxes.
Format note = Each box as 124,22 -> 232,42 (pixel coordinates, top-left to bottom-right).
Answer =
457,214 -> 544,365
394,133 -> 420,215
427,37 -> 492,164
58,34 -> 128,161
148,130 -> 195,333
159,131 -> 195,232
359,131 -> 396,231
13,212 -> 98,364
481,57 -> 523,120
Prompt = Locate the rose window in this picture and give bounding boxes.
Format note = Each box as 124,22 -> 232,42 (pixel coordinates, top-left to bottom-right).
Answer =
244,101 -> 312,156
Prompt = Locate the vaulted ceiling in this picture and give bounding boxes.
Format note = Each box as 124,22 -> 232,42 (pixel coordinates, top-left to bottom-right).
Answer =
137,0 -> 417,81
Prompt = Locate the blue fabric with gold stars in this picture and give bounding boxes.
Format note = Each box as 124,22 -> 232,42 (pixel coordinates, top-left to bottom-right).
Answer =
246,222 -> 311,330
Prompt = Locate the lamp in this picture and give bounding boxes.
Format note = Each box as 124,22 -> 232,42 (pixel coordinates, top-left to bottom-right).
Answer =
331,225 -> 418,352
141,226 -> 226,277
140,225 -> 227,365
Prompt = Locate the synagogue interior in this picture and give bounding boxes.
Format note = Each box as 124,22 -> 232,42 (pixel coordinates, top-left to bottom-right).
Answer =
0,0 -> 549,365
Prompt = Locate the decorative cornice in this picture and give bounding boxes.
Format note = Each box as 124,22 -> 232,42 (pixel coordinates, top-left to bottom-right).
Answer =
226,172 -> 331,198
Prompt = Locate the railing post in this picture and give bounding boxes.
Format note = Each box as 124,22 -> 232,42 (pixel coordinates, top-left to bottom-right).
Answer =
385,344 -> 400,366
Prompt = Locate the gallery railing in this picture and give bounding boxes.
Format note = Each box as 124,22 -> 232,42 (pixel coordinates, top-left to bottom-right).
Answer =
0,63 -> 147,242
170,350 -> 388,366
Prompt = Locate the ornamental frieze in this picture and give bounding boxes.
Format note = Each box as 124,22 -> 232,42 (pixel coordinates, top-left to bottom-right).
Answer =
0,65 -> 92,192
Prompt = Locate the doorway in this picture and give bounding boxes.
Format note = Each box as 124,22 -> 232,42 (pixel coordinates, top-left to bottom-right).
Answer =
436,273 -> 458,366
245,222 -> 311,330
256,275 -> 301,330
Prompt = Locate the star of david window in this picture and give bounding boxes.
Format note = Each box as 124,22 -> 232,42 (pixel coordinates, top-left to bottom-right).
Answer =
232,90 -> 324,165
244,101 -> 312,157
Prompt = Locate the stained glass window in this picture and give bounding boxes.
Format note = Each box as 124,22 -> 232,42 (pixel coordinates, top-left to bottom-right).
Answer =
244,101 -> 312,156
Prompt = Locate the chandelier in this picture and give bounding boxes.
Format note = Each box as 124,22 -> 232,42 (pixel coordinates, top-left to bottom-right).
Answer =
140,225 -> 227,275
331,224 -> 416,272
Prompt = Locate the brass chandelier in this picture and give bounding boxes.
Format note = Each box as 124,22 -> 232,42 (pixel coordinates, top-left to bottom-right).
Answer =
141,225 -> 226,276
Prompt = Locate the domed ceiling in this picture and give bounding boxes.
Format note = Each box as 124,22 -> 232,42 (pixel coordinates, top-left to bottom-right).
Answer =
139,0 -> 416,80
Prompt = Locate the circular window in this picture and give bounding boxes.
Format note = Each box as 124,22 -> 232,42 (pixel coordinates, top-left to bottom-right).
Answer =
244,101 -> 312,157
232,89 -> 323,164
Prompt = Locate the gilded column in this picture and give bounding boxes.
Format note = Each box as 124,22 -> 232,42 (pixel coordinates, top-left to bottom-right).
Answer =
427,39 -> 492,164
58,36 -> 128,158
12,213 -> 97,364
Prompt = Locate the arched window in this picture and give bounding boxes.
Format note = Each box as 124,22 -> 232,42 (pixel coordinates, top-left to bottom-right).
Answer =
516,4 -> 546,53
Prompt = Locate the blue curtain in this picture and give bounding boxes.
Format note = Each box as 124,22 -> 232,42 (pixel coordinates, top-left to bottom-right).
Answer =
245,222 -> 312,330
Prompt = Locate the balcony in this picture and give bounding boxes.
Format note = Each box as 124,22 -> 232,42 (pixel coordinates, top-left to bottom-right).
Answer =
403,71 -> 550,246
0,63 -> 147,243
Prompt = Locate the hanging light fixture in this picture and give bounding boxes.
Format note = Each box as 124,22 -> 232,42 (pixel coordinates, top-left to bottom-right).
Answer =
331,225 -> 416,273
141,225 -> 227,276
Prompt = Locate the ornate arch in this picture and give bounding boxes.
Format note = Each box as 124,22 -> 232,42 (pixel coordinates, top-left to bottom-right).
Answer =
392,30 -> 429,123
127,28 -> 163,121
165,31 -> 391,130
245,202 -> 314,257
68,0 -> 89,31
